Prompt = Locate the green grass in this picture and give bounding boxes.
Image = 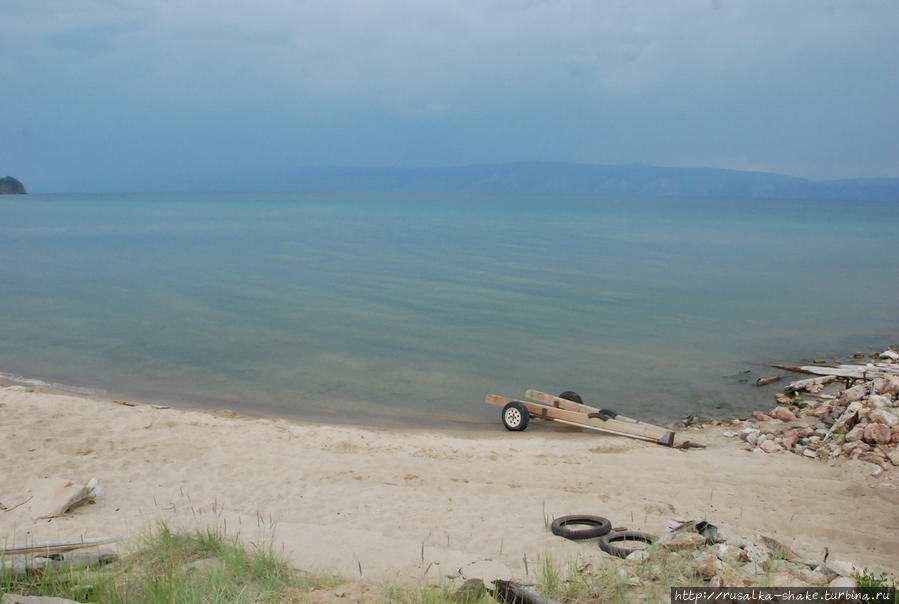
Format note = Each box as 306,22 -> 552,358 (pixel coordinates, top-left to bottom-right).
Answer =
0,523 -> 343,603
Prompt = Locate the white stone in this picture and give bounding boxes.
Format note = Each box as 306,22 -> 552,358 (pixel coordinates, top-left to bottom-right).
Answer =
870,409 -> 899,426
712,543 -> 729,560
760,439 -> 783,453
798,569 -> 830,586
829,576 -> 858,588
723,430 -> 737,437
868,394 -> 893,409
626,550 -> 650,562
880,350 -> 899,361
826,560 -> 857,577
741,561 -> 763,576
692,552 -> 724,579
742,545 -> 770,565
803,448 -> 818,458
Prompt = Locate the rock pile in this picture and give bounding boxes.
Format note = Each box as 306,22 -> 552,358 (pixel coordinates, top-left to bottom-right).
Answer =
617,519 -> 871,589
723,349 -> 899,477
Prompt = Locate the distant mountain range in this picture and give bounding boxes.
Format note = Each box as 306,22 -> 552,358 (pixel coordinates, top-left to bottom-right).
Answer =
27,163 -> 899,200
171,162 -> 898,201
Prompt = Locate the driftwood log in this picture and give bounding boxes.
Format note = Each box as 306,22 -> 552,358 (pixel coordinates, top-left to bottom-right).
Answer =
0,536 -> 126,557
1,549 -> 117,579
784,375 -> 837,394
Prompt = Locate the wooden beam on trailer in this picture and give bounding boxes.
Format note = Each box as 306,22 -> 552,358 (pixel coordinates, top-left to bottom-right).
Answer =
485,394 -> 675,446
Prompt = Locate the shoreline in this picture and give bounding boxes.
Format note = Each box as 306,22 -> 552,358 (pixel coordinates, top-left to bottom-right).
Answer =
2,383 -> 897,588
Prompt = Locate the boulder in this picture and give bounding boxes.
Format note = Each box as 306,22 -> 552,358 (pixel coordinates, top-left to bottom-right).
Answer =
740,545 -> 770,565
875,375 -> 899,397
760,439 -> 783,453
885,448 -> 899,466
825,560 -> 857,577
779,429 -> 799,449
798,569 -> 830,585
626,550 -> 650,562
845,425 -> 865,442
770,406 -> 797,422
870,410 -> 899,426
864,423 -> 892,445
829,576 -> 858,588
892,426 -> 899,443
867,394 -> 893,409
692,552 -> 724,579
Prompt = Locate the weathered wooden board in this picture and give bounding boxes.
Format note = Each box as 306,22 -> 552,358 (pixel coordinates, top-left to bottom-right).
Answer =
0,536 -> 126,557
525,389 -> 649,427
485,394 -> 675,445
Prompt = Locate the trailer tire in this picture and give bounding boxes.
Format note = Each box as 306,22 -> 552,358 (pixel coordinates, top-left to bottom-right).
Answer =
559,391 -> 583,404
598,531 -> 657,558
550,515 -> 612,540
501,401 -> 529,431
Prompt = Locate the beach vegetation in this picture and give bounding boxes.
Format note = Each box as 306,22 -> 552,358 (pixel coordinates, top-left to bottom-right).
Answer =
0,522 -> 343,603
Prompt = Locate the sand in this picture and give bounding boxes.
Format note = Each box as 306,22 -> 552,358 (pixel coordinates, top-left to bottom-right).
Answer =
1,386 -> 897,586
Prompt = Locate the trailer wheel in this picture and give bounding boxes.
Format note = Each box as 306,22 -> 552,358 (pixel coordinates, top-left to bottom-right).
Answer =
501,401 -> 529,431
550,515 -> 611,540
598,530 -> 657,558
559,391 -> 583,404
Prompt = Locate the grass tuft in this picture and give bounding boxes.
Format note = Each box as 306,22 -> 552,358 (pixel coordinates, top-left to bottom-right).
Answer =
0,522 -> 343,604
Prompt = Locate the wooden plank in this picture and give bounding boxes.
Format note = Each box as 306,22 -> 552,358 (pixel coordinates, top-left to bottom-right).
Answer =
486,395 -> 675,445
523,389 -> 599,414
525,390 -> 663,430
0,536 -> 127,557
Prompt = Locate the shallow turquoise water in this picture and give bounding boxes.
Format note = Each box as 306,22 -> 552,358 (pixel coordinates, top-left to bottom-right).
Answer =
1,192 -> 897,426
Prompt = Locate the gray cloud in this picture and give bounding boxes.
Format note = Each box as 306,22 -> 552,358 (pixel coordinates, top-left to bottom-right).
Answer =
1,0 -> 897,190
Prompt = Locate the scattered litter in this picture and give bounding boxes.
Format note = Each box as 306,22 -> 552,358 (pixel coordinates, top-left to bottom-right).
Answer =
28,477 -> 104,519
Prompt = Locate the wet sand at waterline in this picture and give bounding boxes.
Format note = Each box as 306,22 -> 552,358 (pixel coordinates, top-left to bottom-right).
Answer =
2,386 -> 897,584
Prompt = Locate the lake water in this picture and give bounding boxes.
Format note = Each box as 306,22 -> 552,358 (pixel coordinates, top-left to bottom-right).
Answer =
1,192 -> 897,427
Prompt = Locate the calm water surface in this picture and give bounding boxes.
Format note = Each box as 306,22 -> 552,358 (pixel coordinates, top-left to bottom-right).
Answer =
1,193 -> 897,426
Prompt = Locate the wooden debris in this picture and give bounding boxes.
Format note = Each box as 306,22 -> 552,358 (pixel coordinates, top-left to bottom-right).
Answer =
1,496 -> 32,513
28,478 -> 103,519
755,376 -> 782,387
784,375 -> 836,394
1,548 -> 117,579
113,400 -> 138,407
0,536 -> 126,557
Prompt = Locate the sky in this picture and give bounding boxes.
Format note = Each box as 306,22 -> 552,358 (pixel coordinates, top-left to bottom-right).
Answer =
1,0 -> 898,191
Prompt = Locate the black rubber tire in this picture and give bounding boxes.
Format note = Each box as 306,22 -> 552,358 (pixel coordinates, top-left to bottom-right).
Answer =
501,401 -> 529,431
550,515 -> 612,541
559,391 -> 583,404
598,530 -> 657,558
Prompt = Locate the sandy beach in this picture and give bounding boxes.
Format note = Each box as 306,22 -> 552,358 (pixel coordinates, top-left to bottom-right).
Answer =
2,385 -> 897,590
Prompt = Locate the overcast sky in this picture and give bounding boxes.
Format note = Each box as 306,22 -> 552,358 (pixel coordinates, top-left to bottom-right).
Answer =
1,0 -> 897,191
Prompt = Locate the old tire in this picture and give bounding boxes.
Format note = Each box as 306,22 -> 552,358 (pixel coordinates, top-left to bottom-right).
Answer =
559,391 -> 583,404
550,515 -> 612,541
598,530 -> 657,558
501,401 -> 529,431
